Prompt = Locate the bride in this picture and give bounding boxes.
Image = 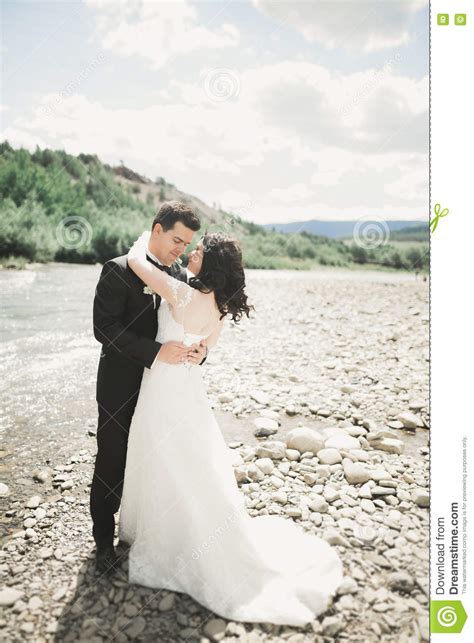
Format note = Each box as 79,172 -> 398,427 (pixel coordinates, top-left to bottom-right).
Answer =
118,230 -> 344,626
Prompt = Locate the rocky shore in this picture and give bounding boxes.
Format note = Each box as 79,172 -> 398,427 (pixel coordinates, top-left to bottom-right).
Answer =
0,267 -> 429,642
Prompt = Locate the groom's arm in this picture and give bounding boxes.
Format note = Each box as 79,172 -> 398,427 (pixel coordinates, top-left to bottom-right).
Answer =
93,260 -> 161,369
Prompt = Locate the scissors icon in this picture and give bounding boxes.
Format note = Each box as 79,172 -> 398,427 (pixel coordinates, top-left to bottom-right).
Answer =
430,203 -> 449,233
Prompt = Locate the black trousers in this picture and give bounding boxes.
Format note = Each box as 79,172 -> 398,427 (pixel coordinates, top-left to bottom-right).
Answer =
89,397 -> 138,548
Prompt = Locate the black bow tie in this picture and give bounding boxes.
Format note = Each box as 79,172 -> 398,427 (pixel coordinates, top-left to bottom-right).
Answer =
146,254 -> 172,275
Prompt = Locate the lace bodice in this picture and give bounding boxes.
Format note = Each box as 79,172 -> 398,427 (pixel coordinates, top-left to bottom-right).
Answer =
156,298 -> 207,347
149,271 -> 224,352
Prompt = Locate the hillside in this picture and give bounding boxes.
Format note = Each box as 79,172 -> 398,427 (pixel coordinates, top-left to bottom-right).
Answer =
0,142 -> 428,272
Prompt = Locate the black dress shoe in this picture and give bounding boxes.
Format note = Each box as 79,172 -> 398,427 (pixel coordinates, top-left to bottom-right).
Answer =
95,545 -> 119,575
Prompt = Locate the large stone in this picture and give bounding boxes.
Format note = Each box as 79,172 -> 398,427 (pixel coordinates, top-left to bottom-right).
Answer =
246,464 -> 265,482
25,495 -> 42,508
321,616 -> 345,637
285,427 -> 324,455
271,491 -> 287,504
317,448 -> 342,465
28,596 -> 43,610
218,392 -> 234,403
255,441 -> 287,460
397,411 -> 420,430
370,437 -> 404,455
203,618 -> 227,640
372,486 -> 396,496
341,385 -> 356,394
270,475 -> 285,489
308,494 -> 328,513
253,417 -> 279,435
0,587 -> 24,606
369,468 -> 392,482
346,449 -> 370,462
412,488 -> 430,507
336,577 -> 358,595
251,391 -> 270,406
324,486 -> 340,502
387,571 -> 415,592
255,457 -> 274,475
325,433 -> 360,450
360,499 -> 376,514
234,467 -> 248,483
158,593 -> 175,611
125,617 -> 146,638
343,461 -> 372,485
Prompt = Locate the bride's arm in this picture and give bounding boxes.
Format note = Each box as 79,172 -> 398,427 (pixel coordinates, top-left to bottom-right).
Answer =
127,232 -> 193,308
206,318 -> 225,350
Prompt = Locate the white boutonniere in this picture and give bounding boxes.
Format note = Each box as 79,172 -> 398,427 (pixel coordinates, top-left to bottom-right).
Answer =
143,285 -> 155,295
175,256 -> 183,265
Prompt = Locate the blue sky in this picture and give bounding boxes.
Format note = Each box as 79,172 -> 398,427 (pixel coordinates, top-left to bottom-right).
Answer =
1,0 -> 429,224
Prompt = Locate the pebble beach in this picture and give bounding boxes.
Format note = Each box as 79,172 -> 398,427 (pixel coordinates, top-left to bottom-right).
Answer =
0,265 -> 429,642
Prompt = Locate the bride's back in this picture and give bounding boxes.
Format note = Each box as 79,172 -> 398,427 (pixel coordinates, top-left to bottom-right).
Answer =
160,285 -> 223,345
178,289 -> 222,336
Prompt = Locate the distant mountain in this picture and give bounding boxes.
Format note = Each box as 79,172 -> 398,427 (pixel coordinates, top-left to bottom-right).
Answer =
264,219 -> 427,239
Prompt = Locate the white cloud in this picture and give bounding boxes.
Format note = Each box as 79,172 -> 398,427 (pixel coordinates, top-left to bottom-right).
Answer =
85,0 -> 240,69
1,127 -> 47,151
169,59 -> 427,154
246,61 -> 428,154
268,183 -> 314,203
251,0 -> 427,52
2,57 -> 427,223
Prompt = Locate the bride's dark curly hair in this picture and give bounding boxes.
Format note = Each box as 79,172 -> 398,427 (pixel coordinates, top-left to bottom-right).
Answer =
188,233 -> 253,323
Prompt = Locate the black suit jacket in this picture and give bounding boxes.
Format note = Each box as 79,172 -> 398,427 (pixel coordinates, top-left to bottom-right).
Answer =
93,254 -> 187,411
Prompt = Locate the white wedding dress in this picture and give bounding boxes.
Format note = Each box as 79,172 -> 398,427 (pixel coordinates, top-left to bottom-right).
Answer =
118,276 -> 344,626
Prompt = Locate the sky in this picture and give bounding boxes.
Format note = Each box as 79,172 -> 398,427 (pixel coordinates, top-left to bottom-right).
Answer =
0,0 -> 429,224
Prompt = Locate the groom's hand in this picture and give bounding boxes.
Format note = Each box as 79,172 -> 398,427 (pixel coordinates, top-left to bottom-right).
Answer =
187,340 -> 208,365
157,341 -> 189,364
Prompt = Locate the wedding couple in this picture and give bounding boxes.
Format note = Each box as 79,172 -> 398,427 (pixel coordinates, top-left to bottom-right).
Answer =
89,200 -> 343,626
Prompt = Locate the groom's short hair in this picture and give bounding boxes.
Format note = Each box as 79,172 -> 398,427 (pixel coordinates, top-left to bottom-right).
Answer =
152,201 -> 201,232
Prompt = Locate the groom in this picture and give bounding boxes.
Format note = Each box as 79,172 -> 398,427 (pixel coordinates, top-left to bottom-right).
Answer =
90,201 -> 206,574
